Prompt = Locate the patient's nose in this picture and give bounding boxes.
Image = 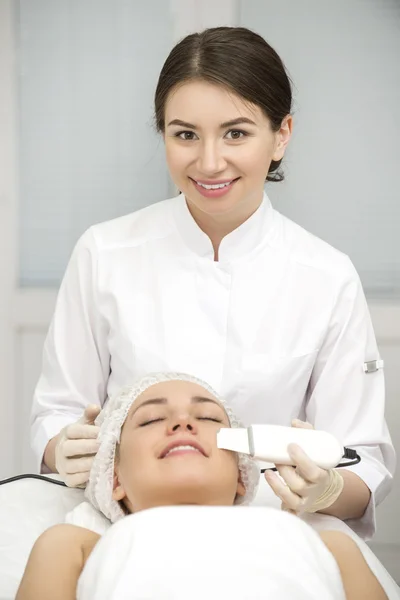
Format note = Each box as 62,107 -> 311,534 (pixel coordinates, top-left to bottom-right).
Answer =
168,414 -> 198,434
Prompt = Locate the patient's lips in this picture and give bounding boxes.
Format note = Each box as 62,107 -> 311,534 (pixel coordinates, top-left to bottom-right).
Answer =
160,439 -> 207,459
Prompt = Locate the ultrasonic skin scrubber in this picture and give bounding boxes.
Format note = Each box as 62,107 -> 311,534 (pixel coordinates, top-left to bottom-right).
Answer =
217,424 -> 345,470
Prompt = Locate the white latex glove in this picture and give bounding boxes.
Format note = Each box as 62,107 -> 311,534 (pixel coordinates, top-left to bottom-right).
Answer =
264,419 -> 332,514
55,404 -> 101,487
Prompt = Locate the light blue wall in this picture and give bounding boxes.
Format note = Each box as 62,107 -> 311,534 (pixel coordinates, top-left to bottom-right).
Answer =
17,1 -> 400,296
240,0 -> 400,298
18,0 -> 172,286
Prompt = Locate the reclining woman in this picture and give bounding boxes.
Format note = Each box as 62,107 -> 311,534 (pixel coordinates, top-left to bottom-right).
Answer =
17,374 -> 394,599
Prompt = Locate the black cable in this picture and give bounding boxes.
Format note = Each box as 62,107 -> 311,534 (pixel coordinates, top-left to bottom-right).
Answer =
0,474 -> 67,487
338,447 -> 361,468
260,447 -> 361,473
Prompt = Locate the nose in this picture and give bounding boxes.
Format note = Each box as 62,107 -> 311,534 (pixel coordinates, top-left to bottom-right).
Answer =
167,414 -> 198,435
197,139 -> 227,175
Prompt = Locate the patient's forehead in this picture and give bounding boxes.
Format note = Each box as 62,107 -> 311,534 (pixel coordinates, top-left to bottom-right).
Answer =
137,380 -> 217,403
127,379 -> 227,419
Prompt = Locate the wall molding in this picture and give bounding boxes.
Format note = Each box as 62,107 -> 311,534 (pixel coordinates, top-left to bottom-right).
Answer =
369,303 -> 400,344
13,289 -> 58,330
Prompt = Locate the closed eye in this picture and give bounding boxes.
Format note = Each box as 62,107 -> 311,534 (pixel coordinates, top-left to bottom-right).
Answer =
198,417 -> 224,423
139,418 -> 165,427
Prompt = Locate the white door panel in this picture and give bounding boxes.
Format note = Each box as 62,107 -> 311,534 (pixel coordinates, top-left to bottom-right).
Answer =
15,329 -> 48,473
0,0 -> 18,484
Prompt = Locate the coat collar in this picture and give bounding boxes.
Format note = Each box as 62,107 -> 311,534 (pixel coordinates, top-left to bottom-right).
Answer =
172,191 -> 276,264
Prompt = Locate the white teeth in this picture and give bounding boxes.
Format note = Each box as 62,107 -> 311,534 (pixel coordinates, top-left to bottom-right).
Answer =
196,180 -> 233,190
165,445 -> 201,457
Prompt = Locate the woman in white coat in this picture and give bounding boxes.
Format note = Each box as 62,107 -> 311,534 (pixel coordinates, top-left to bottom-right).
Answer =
31,26 -> 395,539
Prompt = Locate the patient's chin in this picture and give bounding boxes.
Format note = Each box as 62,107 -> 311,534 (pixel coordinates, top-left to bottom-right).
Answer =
145,472 -> 217,505
158,485 -> 215,507
165,466 -> 213,488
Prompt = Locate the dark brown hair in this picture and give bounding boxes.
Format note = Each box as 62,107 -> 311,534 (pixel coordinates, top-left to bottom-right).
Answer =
154,27 -> 293,182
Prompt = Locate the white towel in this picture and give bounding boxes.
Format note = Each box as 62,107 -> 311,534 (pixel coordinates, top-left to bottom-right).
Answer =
68,500 -> 400,599
77,506 -> 346,600
65,500 -> 111,535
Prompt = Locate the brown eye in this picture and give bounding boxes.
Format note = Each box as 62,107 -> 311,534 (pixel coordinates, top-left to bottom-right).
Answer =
176,131 -> 197,141
226,129 -> 247,140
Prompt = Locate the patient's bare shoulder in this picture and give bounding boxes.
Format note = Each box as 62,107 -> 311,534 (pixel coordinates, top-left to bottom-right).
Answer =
27,524 -> 99,570
40,523 -> 100,547
39,523 -> 100,561
319,531 -> 387,600
16,524 -> 101,600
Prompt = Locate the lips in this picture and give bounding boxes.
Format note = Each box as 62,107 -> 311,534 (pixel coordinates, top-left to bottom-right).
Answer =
189,177 -> 240,198
159,438 -> 207,459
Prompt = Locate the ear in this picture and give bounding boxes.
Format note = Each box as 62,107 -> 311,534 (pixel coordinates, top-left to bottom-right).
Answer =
272,115 -> 293,162
236,476 -> 246,499
112,467 -> 127,503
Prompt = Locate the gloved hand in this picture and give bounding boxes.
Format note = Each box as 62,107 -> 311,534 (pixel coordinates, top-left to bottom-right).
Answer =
264,419 -> 344,514
55,404 -> 101,487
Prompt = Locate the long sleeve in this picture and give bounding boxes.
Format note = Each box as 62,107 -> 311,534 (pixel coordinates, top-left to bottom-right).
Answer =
306,258 -> 396,540
31,228 -> 110,472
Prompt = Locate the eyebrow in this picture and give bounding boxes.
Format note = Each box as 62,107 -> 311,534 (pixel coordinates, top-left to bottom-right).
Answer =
130,395 -> 220,418
167,117 -> 257,129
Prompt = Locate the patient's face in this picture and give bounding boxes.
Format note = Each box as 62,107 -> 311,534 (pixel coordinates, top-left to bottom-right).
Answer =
112,380 -> 245,512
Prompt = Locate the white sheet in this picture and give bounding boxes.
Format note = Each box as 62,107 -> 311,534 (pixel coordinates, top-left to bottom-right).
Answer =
71,500 -> 400,600
0,476 -> 84,599
77,506 -> 347,600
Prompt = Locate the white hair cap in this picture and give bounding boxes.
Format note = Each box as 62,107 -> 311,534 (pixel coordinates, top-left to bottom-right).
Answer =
85,372 -> 260,522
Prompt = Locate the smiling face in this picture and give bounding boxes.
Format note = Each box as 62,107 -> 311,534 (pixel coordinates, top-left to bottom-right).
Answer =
164,80 -> 292,227
112,380 -> 245,513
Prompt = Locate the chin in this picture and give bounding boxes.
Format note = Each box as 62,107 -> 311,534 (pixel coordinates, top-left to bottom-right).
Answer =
168,469 -> 217,494
168,470 -> 208,487
190,194 -> 243,216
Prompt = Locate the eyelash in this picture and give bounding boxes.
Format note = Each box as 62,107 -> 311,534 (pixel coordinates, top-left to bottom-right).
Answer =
139,417 -> 223,427
139,418 -> 164,427
174,129 -> 248,141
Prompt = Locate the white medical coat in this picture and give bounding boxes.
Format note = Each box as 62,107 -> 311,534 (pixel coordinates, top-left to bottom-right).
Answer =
31,193 -> 395,538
